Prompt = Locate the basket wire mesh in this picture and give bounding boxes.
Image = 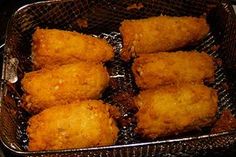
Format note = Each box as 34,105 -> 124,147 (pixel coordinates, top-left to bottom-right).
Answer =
1,0 -> 236,156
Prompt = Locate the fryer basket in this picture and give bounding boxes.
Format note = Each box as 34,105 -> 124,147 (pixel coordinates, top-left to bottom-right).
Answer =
1,0 -> 236,156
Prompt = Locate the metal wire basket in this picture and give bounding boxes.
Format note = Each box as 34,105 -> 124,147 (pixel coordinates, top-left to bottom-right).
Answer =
1,0 -> 236,156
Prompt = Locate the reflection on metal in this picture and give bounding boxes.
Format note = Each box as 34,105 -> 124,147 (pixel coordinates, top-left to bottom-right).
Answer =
110,75 -> 125,78
5,58 -> 19,83
0,43 -> 4,50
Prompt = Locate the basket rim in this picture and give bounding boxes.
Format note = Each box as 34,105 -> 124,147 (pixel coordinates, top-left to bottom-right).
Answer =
1,130 -> 236,155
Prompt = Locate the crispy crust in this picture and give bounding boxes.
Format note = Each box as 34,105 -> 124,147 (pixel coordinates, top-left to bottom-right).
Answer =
132,51 -> 215,89
27,100 -> 119,151
32,28 -> 114,68
120,16 -> 209,61
21,62 -> 109,113
135,84 -> 218,139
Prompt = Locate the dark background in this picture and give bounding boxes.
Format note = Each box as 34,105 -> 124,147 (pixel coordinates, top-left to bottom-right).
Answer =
0,0 -> 236,156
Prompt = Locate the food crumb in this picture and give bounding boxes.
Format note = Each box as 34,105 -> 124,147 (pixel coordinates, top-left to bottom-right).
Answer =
211,109 -> 236,133
211,45 -> 220,51
127,3 -> 144,11
75,18 -> 88,28
214,58 -> 222,66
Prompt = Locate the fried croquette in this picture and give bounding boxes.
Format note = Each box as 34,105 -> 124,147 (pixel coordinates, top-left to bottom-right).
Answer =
21,62 -> 109,113
27,100 -> 119,151
135,84 -> 218,139
120,16 -> 209,60
32,28 -> 114,68
132,51 -> 215,89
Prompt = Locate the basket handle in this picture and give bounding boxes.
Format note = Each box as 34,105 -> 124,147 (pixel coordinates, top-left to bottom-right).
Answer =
0,43 -> 4,81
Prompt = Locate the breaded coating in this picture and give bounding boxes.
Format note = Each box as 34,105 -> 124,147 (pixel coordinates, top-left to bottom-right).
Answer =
132,51 -> 215,89
27,100 -> 119,151
32,28 -> 114,68
120,16 -> 209,60
135,84 -> 218,139
21,62 -> 109,113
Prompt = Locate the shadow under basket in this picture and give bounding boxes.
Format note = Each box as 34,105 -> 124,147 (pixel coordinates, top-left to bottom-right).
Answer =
1,0 -> 236,156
